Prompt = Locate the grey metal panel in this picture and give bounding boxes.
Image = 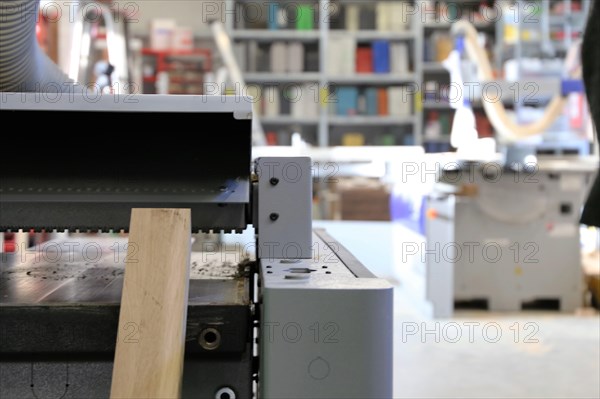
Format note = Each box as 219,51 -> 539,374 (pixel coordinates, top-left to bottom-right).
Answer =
0,93 -> 253,115
256,157 -> 312,259
259,233 -> 393,399
313,228 -> 377,278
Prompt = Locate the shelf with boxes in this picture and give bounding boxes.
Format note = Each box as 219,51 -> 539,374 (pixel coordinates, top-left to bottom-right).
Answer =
228,0 -> 320,75
493,0 -> 592,154
141,48 -> 212,94
327,82 -> 417,147
419,0 -> 592,154
420,1 -> 498,153
225,0 -> 322,146
140,17 -> 214,95
496,0 -> 591,69
224,0 -> 422,147
324,1 -> 421,146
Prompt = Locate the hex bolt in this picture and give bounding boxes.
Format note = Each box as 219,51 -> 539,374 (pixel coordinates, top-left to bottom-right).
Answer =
269,177 -> 279,186
269,213 -> 279,221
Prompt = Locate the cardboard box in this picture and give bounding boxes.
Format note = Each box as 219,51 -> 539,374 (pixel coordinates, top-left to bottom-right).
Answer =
172,27 -> 194,51
335,178 -> 391,221
150,19 -> 176,50
583,250 -> 600,308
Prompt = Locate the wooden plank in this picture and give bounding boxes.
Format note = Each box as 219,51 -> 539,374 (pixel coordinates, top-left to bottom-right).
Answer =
110,209 -> 191,399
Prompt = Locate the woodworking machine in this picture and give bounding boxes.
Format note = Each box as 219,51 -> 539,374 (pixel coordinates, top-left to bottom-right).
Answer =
425,158 -> 597,317
0,93 -> 393,399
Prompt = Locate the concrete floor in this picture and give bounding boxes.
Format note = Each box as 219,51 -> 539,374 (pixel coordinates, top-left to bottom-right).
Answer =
314,221 -> 600,399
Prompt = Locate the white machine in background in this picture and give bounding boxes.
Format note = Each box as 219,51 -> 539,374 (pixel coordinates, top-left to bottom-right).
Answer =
422,14 -> 598,317
425,156 -> 598,317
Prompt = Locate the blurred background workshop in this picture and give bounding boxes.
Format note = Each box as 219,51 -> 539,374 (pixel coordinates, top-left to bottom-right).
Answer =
1,1 -> 599,398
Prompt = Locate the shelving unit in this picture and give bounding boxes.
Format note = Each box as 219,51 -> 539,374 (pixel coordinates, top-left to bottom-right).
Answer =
221,0 -> 591,150
141,48 -> 212,94
494,0 -> 592,155
223,0 -> 423,147
243,73 -> 321,83
327,74 -> 418,84
496,0 -> 592,76
420,1 -> 499,152
420,0 -> 592,153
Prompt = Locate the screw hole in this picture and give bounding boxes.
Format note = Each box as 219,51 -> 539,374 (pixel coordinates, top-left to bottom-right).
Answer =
199,327 -> 221,351
215,387 -> 236,399
204,331 -> 218,344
